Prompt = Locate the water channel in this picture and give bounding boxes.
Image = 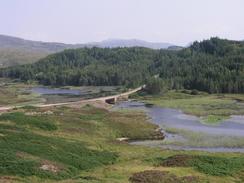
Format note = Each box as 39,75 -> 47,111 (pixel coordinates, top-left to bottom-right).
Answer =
114,100 -> 244,153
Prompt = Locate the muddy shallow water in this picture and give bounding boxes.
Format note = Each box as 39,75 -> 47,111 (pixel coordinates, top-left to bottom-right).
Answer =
31,87 -> 83,95
114,101 -> 244,153
29,86 -> 121,104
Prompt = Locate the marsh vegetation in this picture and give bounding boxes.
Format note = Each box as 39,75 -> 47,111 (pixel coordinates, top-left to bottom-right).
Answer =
1,105 -> 244,182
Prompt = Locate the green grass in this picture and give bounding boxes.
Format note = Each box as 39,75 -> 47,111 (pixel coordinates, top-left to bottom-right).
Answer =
68,105 -> 163,141
158,154 -> 244,176
200,115 -> 229,125
20,105 -> 38,110
0,106 -> 164,182
0,78 -> 42,106
191,156 -> 244,176
0,112 -> 57,131
163,127 -> 244,147
0,115 -> 117,180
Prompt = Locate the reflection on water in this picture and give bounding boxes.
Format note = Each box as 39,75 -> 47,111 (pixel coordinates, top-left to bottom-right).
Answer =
130,141 -> 244,153
29,86 -> 121,104
114,100 -> 244,153
31,87 -> 82,95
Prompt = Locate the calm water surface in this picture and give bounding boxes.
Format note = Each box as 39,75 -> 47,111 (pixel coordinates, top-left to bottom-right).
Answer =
29,86 -> 121,104
31,87 -> 82,95
114,101 -> 244,153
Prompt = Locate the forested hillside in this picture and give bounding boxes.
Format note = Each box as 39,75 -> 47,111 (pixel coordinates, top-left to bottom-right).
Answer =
0,47 -> 159,87
157,38 -> 244,93
1,38 -> 244,93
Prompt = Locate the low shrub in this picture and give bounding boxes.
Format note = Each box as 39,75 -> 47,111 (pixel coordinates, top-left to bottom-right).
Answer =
0,112 -> 57,131
159,154 -> 244,176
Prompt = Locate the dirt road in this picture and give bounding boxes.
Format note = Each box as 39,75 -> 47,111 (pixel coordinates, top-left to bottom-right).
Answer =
0,85 -> 144,112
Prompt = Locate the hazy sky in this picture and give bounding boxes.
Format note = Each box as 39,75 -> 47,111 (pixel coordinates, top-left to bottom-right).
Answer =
0,0 -> 244,46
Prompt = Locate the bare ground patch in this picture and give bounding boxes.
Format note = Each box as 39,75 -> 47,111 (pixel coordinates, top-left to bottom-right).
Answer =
16,151 -> 39,161
159,154 -> 194,167
129,170 -> 200,183
39,160 -> 63,173
0,176 -> 19,183
16,152 -> 63,174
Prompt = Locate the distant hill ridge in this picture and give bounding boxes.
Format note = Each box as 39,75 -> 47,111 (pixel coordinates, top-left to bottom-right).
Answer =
0,35 -> 179,67
89,38 -> 174,49
0,34 -> 83,52
0,35 -> 177,50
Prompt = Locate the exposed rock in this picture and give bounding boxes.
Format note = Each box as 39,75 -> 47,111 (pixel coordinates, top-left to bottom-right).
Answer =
40,160 -> 61,173
116,137 -> 129,142
25,110 -> 53,116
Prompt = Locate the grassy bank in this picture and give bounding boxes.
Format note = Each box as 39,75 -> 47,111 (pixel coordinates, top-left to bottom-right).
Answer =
162,127 -> 244,148
200,115 -> 229,125
0,105 -> 244,182
0,78 -> 42,106
134,90 -> 244,124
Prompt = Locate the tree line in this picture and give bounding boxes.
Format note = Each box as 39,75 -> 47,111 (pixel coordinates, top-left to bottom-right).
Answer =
0,37 -> 244,93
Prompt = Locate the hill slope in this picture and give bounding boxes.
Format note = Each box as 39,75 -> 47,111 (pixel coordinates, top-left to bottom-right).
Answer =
0,35 -> 176,67
0,35 -> 85,67
0,47 -> 158,87
0,48 -> 48,67
0,34 -> 83,52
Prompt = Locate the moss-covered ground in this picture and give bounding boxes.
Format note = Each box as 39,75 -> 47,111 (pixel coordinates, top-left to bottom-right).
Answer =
0,105 -> 244,182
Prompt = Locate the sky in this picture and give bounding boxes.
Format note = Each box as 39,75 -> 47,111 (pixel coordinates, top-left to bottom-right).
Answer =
0,0 -> 244,46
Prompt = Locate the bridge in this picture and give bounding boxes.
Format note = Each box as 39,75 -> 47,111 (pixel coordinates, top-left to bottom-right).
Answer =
0,85 -> 145,112
86,85 -> 145,104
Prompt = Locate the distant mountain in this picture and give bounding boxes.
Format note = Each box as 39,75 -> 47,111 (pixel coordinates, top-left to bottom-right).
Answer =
0,34 -> 84,52
0,35 -> 177,67
89,39 -> 175,49
0,35 -> 85,67
167,45 -> 184,51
